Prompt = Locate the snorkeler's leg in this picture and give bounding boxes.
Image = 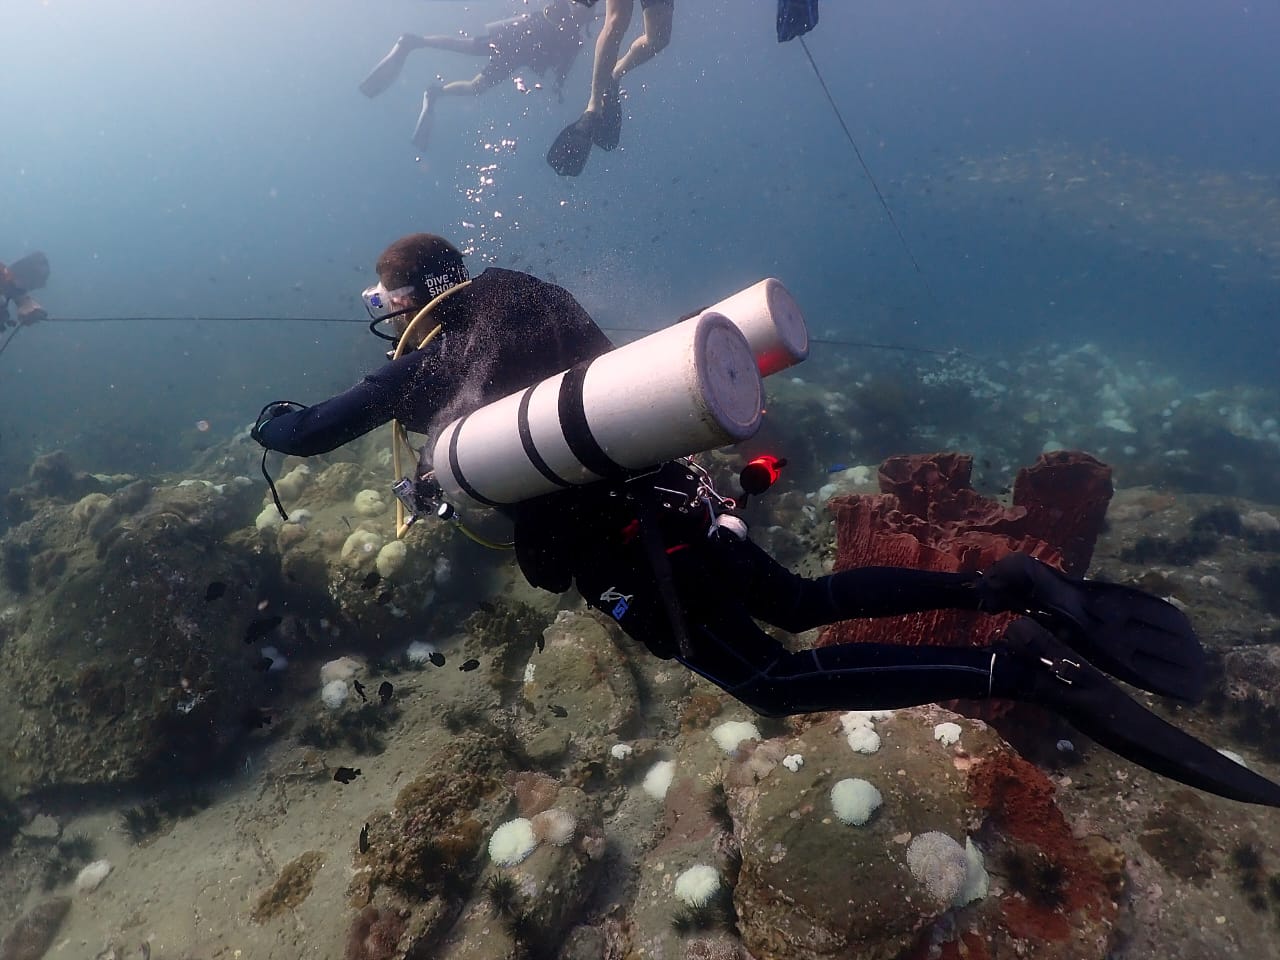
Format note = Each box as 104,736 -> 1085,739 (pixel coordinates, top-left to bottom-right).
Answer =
587,0 -> 633,113
417,35 -> 491,56
611,1 -> 673,80
360,34 -> 484,98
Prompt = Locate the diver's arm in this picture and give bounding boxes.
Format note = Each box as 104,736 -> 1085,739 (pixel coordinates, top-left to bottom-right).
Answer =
253,352 -> 427,457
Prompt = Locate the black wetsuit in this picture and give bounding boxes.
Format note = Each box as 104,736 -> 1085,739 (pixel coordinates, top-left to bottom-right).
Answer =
256,268 -> 1008,717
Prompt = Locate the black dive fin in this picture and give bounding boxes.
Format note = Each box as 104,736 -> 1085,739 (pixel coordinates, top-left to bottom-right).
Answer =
1005,620 -> 1280,807
547,114 -> 594,177
986,553 -> 1206,703
1046,576 -> 1207,703
593,84 -> 622,151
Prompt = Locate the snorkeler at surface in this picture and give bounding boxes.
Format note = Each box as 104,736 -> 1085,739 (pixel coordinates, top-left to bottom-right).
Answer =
546,0 -> 819,175
547,0 -> 672,177
252,231 -> 1280,808
360,0 -> 595,151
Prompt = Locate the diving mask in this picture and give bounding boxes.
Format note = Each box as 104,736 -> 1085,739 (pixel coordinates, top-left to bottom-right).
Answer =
362,281 -> 416,322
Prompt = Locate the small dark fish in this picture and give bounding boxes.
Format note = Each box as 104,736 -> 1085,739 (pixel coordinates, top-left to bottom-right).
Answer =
428,651 -> 446,668
375,589 -> 393,606
244,615 -> 282,644
827,463 -> 848,473
378,681 -> 393,705
353,679 -> 368,703
333,766 -> 362,784
358,823 -> 370,854
252,655 -> 274,673
204,581 -> 227,602
460,658 -> 480,672
242,707 -> 273,729
341,515 -> 353,530
361,571 -> 381,590
549,704 -> 568,718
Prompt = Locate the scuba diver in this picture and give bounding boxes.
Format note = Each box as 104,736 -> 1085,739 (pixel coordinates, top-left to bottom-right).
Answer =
359,0 -> 596,151
0,252 -> 50,360
547,0 -> 819,176
1,252 -> 49,329
252,231 -> 1280,808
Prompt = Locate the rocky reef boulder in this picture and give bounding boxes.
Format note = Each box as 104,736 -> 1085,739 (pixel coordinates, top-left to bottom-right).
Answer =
0,474 -> 265,793
720,707 -> 1123,960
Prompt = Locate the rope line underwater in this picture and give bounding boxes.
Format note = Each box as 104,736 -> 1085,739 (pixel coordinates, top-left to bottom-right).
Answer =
797,37 -> 940,313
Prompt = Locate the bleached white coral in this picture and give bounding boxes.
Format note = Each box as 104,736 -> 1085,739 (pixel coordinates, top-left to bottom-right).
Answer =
488,818 -> 538,866
642,760 -> 675,799
674,864 -> 721,907
933,722 -> 962,747
711,720 -> 760,755
376,540 -> 407,578
830,778 -> 882,826
354,488 -> 387,517
906,832 -> 988,906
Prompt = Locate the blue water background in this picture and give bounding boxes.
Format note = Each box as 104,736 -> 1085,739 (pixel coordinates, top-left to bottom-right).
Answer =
1,0 -> 1277,476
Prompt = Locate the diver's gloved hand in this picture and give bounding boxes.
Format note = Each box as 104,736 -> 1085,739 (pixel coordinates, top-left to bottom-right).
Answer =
993,619 -> 1280,806
251,401 -> 305,447
777,0 -> 819,42
15,295 -> 46,325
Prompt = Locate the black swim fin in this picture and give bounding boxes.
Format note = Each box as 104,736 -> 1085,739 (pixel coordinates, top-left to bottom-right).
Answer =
981,553 -> 1206,703
593,83 -> 622,151
547,113 -> 595,177
1002,619 -> 1280,807
777,0 -> 819,42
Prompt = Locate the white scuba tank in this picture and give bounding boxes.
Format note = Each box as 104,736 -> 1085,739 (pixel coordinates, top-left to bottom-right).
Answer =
431,279 -> 807,512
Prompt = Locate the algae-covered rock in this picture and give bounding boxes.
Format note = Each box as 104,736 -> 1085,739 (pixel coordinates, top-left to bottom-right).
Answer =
0,896 -> 70,960
722,707 -> 1121,960
0,476 -> 264,793
514,611 -> 641,764
251,850 -> 326,923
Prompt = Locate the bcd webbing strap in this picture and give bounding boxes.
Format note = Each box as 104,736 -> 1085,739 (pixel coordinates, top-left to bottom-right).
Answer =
635,501 -> 695,660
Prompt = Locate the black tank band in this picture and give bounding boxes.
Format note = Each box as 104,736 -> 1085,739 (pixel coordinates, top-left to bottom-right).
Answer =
518,385 -> 573,488
558,361 -> 624,478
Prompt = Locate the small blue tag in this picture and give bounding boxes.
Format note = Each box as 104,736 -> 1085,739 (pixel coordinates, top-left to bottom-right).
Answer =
611,598 -> 629,620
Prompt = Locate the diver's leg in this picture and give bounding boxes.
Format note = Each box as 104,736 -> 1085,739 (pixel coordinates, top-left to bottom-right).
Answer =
674,605 -> 999,718
612,0 -> 673,81
709,534 -> 985,634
